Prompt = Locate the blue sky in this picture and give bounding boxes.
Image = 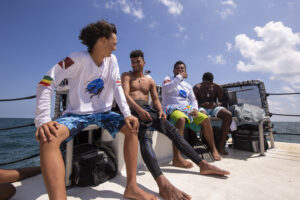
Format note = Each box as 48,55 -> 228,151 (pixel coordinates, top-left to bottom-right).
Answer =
0,0 -> 300,121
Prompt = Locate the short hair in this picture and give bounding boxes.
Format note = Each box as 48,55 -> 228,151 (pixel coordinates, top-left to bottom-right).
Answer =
202,72 -> 214,81
173,60 -> 186,70
79,20 -> 117,52
130,50 -> 144,59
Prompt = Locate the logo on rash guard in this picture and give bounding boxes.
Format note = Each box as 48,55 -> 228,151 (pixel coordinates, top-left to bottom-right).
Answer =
179,90 -> 187,98
115,76 -> 122,86
86,78 -> 104,98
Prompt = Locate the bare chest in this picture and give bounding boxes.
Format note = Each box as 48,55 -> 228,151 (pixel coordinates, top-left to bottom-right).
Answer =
130,77 -> 151,94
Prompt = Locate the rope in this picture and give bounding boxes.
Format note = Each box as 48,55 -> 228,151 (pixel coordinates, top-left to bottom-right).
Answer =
0,95 -> 36,102
270,113 -> 300,117
0,153 -> 40,166
274,132 -> 300,136
267,92 -> 300,96
0,123 -> 35,131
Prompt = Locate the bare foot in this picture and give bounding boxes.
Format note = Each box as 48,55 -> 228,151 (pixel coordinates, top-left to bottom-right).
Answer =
159,182 -> 191,200
218,147 -> 229,155
172,158 -> 193,169
212,151 -> 222,161
199,160 -> 230,176
124,185 -> 157,200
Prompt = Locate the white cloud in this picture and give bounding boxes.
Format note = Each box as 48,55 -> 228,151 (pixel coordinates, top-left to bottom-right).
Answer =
178,24 -> 185,32
226,42 -> 232,51
208,54 -> 226,65
148,21 -> 158,28
235,21 -> 300,89
173,24 -> 188,42
221,0 -> 236,8
219,0 -> 236,19
104,0 -> 144,20
281,86 -> 297,103
158,0 -> 183,16
92,0 -> 101,8
268,99 -> 285,113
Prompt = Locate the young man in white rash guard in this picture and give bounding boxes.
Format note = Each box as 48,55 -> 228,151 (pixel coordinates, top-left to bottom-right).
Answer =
35,20 -> 157,200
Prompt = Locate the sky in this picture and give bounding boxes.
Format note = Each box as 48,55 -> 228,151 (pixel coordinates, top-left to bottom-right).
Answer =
0,0 -> 300,121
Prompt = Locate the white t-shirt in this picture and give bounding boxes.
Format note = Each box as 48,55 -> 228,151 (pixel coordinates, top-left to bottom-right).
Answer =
161,74 -> 198,112
35,51 -> 131,128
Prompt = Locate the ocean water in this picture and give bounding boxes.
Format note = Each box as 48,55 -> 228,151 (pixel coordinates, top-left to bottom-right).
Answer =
0,118 -> 300,169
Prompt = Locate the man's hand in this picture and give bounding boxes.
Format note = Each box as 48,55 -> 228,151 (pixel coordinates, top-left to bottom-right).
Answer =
212,102 -> 218,108
202,102 -> 216,109
138,109 -> 152,122
179,71 -> 188,79
35,121 -> 60,143
158,110 -> 166,120
191,109 -> 198,117
199,109 -> 208,115
124,115 -> 139,134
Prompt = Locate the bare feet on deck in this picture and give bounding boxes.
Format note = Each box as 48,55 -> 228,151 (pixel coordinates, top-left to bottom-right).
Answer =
124,185 -> 157,200
212,151 -> 222,161
157,176 -> 191,200
172,158 -> 193,169
199,160 -> 230,176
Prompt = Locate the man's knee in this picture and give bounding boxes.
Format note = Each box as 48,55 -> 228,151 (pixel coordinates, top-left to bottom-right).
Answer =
218,109 -> 232,122
201,118 -> 211,127
39,125 -> 70,148
120,125 -> 137,138
176,117 -> 186,126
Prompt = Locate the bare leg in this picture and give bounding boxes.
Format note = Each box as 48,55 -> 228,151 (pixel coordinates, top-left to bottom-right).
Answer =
0,167 -> 40,183
199,160 -> 230,176
39,125 -> 70,200
173,117 -> 193,168
216,109 -> 232,155
121,126 -> 157,200
0,166 -> 40,200
156,175 -> 191,200
0,183 -> 16,200
201,118 -> 221,161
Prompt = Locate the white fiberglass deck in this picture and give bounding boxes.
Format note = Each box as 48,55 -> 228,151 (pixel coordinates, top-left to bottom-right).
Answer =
12,141 -> 300,200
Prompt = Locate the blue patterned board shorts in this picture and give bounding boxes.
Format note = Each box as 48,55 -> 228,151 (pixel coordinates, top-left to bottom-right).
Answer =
56,112 -> 125,144
198,106 -> 224,117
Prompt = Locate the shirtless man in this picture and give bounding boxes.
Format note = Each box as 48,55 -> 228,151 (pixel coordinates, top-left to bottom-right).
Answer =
162,61 -> 222,164
122,50 -> 230,200
35,20 -> 156,200
193,72 -> 232,155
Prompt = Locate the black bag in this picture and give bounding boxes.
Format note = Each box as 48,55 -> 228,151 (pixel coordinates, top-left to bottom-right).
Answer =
232,124 -> 269,152
71,144 -> 117,187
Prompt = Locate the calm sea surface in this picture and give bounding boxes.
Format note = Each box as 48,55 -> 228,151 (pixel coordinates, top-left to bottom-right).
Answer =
0,118 -> 300,169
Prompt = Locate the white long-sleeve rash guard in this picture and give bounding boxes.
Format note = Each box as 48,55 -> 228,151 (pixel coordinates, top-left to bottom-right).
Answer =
161,74 -> 198,112
35,51 -> 131,128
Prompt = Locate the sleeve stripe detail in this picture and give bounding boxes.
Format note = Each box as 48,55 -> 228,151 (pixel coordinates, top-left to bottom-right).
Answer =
43,75 -> 53,81
58,57 -> 74,69
39,81 -> 51,87
39,75 -> 53,86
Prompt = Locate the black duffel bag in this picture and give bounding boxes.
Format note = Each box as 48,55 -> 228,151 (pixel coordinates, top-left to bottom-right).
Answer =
232,124 -> 269,153
71,143 -> 117,187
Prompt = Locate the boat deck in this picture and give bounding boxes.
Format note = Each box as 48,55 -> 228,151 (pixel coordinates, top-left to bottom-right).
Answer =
12,141 -> 300,200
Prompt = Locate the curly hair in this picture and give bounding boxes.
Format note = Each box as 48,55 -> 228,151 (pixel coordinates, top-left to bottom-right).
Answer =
79,20 -> 117,52
130,50 -> 144,59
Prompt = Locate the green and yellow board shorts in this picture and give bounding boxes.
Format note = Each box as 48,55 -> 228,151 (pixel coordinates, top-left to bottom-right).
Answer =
168,110 -> 208,132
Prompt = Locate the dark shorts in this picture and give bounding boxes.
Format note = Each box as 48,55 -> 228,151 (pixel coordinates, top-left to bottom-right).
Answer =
55,112 -> 125,143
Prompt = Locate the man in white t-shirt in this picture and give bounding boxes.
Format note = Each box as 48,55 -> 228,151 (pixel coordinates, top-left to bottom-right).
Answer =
35,20 -> 156,200
162,61 -> 222,166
